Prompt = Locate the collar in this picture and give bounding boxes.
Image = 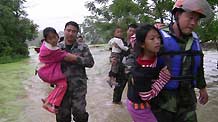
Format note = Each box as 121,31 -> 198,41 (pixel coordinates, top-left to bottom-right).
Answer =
163,24 -> 192,44
58,39 -> 78,50
114,36 -> 124,40
44,41 -> 59,50
136,55 -> 156,67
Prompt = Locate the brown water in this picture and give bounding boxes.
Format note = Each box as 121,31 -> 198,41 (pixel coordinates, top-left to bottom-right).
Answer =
7,47 -> 218,122
196,50 -> 218,122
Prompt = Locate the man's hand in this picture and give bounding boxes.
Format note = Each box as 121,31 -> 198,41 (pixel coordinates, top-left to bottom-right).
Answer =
154,23 -> 165,29
199,88 -> 208,105
64,53 -> 78,62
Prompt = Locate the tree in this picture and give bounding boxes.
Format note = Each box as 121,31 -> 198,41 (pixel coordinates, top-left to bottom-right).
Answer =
83,0 -> 174,43
0,0 -> 38,63
195,0 -> 218,43
83,0 -> 218,44
80,16 -> 103,44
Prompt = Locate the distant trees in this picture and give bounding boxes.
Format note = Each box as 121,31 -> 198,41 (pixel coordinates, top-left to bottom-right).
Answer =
81,0 -> 218,44
0,0 -> 38,63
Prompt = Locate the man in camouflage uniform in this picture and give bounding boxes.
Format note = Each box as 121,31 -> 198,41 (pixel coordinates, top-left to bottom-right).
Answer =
56,21 -> 94,122
151,0 -> 213,122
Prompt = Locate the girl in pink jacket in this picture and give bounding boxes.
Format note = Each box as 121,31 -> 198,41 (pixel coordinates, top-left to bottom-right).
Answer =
37,27 -> 77,113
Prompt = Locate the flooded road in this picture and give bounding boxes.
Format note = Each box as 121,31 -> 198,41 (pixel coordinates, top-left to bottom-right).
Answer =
18,47 -> 218,122
196,50 -> 218,122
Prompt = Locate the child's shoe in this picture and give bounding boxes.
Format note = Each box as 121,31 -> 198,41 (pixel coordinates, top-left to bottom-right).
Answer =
42,102 -> 58,114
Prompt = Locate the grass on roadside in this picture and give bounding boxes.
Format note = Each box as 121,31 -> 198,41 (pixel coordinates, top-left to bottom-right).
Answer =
89,43 -> 108,48
0,59 -> 33,121
0,55 -> 28,64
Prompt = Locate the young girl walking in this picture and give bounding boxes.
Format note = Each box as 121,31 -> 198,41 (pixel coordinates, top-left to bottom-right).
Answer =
37,27 -> 77,113
124,24 -> 171,122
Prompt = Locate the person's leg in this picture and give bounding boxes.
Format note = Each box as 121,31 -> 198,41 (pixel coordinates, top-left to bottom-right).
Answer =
126,100 -> 157,122
108,54 -> 121,87
111,57 -> 119,74
176,107 -> 198,122
112,80 -> 127,103
112,64 -> 127,103
152,108 -> 175,122
71,78 -> 89,122
56,80 -> 72,122
176,86 -> 197,122
46,79 -> 67,107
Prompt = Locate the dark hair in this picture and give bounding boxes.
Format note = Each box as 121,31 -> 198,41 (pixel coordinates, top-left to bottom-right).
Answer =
128,24 -> 138,29
59,36 -> 64,42
111,26 -> 121,38
78,35 -> 83,38
65,21 -> 79,31
114,25 -> 122,30
43,27 -> 59,40
134,23 -> 162,56
172,8 -> 185,20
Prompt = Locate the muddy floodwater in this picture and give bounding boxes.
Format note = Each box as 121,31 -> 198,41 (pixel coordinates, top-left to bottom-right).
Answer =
11,47 -> 218,122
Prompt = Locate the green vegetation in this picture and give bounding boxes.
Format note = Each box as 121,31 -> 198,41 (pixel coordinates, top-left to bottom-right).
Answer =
0,58 -> 32,121
82,0 -> 218,44
0,0 -> 38,64
0,55 -> 28,64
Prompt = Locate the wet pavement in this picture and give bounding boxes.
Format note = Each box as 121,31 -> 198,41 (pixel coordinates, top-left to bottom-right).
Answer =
15,47 -> 218,122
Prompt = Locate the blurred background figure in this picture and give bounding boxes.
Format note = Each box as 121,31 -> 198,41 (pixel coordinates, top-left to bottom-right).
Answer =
77,35 -> 84,44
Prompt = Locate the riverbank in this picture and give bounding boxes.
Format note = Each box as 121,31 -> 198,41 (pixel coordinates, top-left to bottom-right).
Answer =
0,59 -> 33,122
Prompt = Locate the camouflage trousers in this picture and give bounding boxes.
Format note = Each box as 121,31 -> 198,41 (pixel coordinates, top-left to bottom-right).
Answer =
152,107 -> 197,122
56,77 -> 88,122
113,78 -> 127,102
113,63 -> 128,102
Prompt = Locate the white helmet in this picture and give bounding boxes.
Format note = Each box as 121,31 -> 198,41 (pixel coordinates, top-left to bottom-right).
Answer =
172,0 -> 213,18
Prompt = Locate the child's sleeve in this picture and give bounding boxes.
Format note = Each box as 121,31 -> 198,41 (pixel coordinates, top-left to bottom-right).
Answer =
54,49 -> 68,62
115,38 -> 129,51
108,39 -> 113,47
138,69 -> 170,101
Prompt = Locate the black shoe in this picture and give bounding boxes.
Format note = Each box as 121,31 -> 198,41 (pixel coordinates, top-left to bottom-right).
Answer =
112,101 -> 122,105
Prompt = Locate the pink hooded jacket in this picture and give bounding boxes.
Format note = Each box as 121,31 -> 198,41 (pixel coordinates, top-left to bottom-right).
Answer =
37,42 -> 68,83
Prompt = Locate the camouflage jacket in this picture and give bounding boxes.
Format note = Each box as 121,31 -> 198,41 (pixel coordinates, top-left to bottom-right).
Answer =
58,41 -> 94,80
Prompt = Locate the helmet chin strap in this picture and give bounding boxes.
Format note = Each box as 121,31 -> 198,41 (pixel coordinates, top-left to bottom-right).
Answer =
175,14 -> 190,39
176,20 -> 184,38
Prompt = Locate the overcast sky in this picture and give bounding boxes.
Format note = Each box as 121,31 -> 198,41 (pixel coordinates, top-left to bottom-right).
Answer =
24,0 -> 91,32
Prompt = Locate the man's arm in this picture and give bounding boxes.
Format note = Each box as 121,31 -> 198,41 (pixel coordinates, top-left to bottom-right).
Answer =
76,45 -> 95,68
196,56 -> 207,89
196,55 -> 208,105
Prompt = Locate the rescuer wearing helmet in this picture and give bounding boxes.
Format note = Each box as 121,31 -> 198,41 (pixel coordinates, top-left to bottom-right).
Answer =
150,0 -> 213,122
